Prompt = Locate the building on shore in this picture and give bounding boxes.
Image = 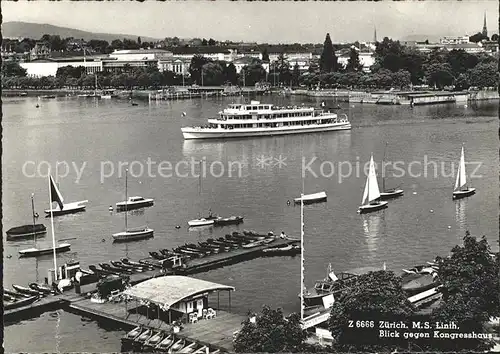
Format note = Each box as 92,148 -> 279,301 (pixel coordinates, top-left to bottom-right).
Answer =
122,275 -> 235,325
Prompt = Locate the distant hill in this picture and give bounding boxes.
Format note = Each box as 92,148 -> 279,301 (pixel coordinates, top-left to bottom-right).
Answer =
2,21 -> 160,43
399,34 -> 442,43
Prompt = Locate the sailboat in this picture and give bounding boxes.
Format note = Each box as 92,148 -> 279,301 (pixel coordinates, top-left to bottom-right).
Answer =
293,191 -> 327,204
188,161 -> 217,227
358,154 -> 388,213
44,175 -> 88,216
112,169 -> 154,242
6,194 -> 46,240
452,145 -> 476,199
379,142 -> 404,200
19,182 -> 71,257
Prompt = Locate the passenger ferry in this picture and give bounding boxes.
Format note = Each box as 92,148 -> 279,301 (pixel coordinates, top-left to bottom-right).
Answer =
181,101 -> 351,140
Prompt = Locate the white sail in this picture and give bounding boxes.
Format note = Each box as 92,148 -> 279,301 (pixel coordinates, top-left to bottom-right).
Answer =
361,170 -> 370,205
367,156 -> 381,202
362,155 -> 381,205
454,146 -> 467,190
49,175 -> 65,209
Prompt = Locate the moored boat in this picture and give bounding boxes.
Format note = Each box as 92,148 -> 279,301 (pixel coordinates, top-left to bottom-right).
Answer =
293,191 -> 327,204
116,196 -> 154,212
213,215 -> 244,226
4,295 -> 39,310
169,338 -> 187,353
19,243 -> 71,257
6,224 -> 46,240
44,176 -> 88,216
112,227 -> 154,242
303,265 -> 382,307
401,265 -> 439,296
379,142 -> 404,200
29,283 -> 55,295
12,284 -> 44,297
155,335 -> 174,350
143,331 -> 165,348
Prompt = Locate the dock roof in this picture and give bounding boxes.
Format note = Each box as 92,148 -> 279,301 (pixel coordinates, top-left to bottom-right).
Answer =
123,276 -> 234,308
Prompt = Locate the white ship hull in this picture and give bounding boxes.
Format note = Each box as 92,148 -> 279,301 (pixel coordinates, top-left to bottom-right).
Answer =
294,191 -> 327,204
112,228 -> 154,242
182,122 -> 351,140
188,219 -> 215,227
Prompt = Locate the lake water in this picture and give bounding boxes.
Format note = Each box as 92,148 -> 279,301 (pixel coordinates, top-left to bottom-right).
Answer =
3,94 -> 498,352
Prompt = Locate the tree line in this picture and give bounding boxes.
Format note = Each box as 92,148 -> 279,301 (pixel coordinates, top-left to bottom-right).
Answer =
234,232 -> 500,353
310,34 -> 499,90
2,32 -> 498,90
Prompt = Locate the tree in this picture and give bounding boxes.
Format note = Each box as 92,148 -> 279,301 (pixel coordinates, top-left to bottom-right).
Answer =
319,33 -> 338,72
261,48 -> 270,62
328,270 -> 415,352
429,232 -> 499,351
469,32 -> 488,43
208,38 -> 216,46
345,48 -> 363,72
454,73 -> 470,91
491,34 -> 499,41
275,53 -> 291,85
374,37 -> 405,72
424,63 -> 454,89
292,63 -> 300,86
111,39 -> 124,50
391,69 -> 411,88
137,36 -> 141,45
189,55 -> 212,85
467,62 -> 499,89
446,49 -> 479,77
201,62 -> 225,86
234,306 -> 308,352
224,63 -> 238,85
1,61 -> 27,77
201,38 -> 208,46
240,63 -> 266,86
401,47 -> 425,84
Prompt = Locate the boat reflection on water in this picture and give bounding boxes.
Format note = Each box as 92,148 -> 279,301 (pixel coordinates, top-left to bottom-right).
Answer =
455,198 -> 467,235
182,140 -> 225,159
361,214 -> 383,254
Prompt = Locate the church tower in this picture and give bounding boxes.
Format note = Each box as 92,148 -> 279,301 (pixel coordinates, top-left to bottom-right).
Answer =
482,12 -> 488,37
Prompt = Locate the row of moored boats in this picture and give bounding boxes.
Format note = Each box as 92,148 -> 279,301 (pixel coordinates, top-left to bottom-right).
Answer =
123,326 -> 220,353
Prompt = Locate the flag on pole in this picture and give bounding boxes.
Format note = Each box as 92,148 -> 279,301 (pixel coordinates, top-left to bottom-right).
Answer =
49,175 -> 64,210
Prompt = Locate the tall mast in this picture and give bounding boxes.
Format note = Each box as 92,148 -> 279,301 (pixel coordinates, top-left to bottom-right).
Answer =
382,142 -> 388,192
32,193 -> 38,282
125,169 -> 128,231
31,193 -> 36,247
48,175 -> 58,281
300,174 -> 305,322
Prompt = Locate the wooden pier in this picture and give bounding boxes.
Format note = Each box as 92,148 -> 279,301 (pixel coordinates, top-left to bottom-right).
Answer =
67,297 -> 245,351
179,238 -> 299,275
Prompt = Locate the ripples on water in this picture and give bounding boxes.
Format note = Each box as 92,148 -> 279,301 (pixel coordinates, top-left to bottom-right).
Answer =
3,95 -> 498,350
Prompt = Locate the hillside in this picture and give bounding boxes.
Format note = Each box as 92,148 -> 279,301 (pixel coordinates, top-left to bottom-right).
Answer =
2,21 -> 160,43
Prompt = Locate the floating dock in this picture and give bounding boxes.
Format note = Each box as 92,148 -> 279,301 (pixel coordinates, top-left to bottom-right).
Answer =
178,238 -> 299,275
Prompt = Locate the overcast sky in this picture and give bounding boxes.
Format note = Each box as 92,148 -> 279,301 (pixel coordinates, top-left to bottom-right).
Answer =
3,1 -> 498,43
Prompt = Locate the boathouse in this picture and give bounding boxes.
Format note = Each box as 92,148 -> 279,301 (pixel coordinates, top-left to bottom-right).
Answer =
122,276 -> 235,325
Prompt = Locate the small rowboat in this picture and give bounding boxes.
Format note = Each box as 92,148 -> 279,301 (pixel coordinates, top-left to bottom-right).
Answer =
13,284 -> 44,296
144,331 -> 165,348
5,295 -> 39,310
155,335 -> 174,350
6,224 -> 46,240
